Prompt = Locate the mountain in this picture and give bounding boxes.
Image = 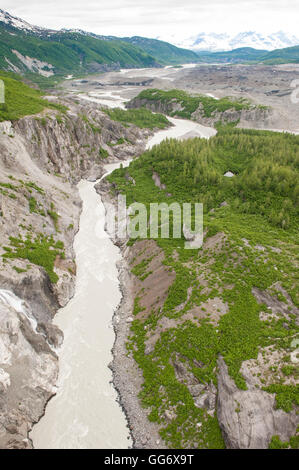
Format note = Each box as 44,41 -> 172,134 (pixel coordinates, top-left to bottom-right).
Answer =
166,31 -> 299,52
196,47 -> 268,64
0,9 -> 43,33
261,45 -> 299,64
0,9 -> 198,81
61,33 -> 199,65
196,45 -> 299,65
0,11 -> 160,77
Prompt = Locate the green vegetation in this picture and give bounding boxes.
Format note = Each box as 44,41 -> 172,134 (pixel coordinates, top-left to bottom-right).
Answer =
102,107 -> 170,129
263,384 -> 299,412
98,147 -> 109,159
0,74 -> 67,122
131,255 -> 154,280
135,88 -> 253,119
0,181 -> 19,200
47,204 -> 60,232
25,181 -> 45,194
109,128 -> 299,230
108,127 -> 299,448
0,178 -> 48,206
269,430 -> 299,449
3,234 -> 64,283
29,197 -> 38,213
13,265 -> 27,274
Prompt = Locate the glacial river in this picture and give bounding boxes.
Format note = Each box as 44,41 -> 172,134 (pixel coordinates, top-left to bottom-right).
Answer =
30,81 -> 215,449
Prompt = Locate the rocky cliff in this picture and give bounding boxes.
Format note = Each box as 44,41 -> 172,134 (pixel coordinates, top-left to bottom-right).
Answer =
127,96 -> 272,128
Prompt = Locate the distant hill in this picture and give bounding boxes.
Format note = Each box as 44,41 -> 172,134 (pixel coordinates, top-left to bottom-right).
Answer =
196,45 -> 299,64
196,47 -> 268,63
260,45 -> 299,64
117,36 -> 198,65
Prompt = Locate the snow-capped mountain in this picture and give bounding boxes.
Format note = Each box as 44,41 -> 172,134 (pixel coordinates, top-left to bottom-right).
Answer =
161,31 -> 299,52
0,9 -> 43,33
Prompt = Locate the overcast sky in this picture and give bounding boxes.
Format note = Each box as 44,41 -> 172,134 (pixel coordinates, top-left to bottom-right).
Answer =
1,0 -> 298,40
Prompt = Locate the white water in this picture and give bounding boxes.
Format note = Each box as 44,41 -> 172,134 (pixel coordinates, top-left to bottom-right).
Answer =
0,289 -> 38,332
30,97 -> 214,450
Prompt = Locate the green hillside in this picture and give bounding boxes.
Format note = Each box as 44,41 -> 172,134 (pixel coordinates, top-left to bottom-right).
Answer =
197,47 -> 268,63
102,107 -> 170,129
120,36 -> 198,65
0,73 -> 66,121
196,46 -> 299,64
0,25 -> 158,77
261,45 -> 299,64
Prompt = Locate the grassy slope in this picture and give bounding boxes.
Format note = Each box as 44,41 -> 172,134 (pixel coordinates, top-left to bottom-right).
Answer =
102,107 -> 171,129
108,127 -> 299,448
0,73 -> 66,121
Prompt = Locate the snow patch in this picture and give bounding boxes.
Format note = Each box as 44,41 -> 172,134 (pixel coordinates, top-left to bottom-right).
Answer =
0,289 -> 38,332
0,9 -> 37,32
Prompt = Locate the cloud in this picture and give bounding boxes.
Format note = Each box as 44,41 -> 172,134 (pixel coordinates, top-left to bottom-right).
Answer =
1,0 -> 298,40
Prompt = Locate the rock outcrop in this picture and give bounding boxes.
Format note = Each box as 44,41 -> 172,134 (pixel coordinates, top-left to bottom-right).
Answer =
217,357 -> 298,449
0,290 -> 58,449
127,96 -> 272,128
